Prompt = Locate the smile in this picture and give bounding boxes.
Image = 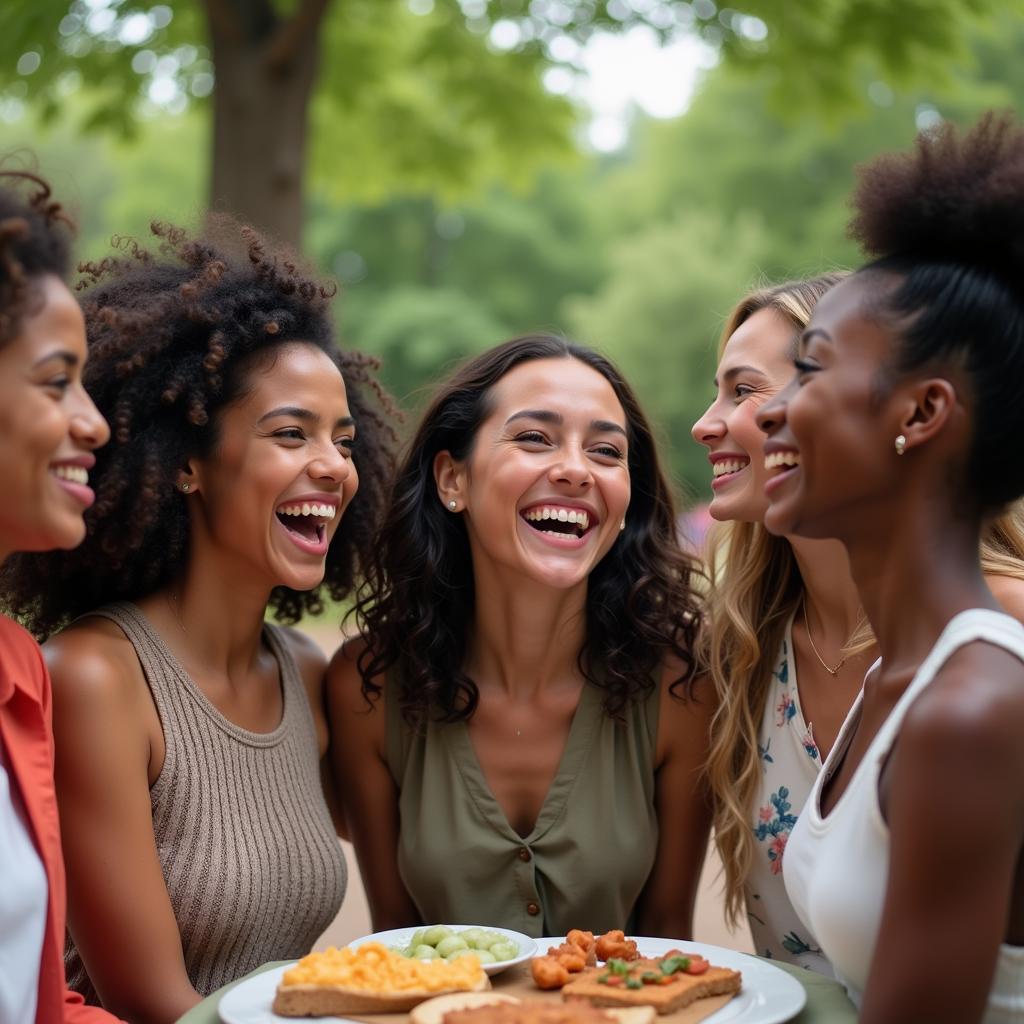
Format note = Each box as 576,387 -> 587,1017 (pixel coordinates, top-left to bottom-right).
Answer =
50,461 -> 96,508
274,501 -> 337,554
709,455 -> 749,490
763,449 -> 801,496
521,505 -> 594,541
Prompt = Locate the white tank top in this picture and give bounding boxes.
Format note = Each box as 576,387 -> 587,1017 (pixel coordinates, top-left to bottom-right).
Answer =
783,608 -> 1024,1019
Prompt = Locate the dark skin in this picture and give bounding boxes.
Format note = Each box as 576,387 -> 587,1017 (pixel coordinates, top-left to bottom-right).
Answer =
45,344 -> 356,1024
756,272 -> 1024,1024
328,358 -> 714,936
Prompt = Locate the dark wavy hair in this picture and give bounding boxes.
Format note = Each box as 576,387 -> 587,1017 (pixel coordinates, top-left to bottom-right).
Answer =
849,111 -> 1024,512
0,169 -> 73,345
353,333 -> 705,724
0,220 -> 400,640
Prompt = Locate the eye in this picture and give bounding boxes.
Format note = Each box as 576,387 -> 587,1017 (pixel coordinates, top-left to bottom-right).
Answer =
734,383 -> 755,399
273,428 -> 306,441
515,430 -> 549,445
793,357 -> 820,383
44,376 -> 71,395
334,436 -> 356,454
591,444 -> 624,460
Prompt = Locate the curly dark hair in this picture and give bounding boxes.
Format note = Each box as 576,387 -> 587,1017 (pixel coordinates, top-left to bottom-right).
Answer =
0,169 -> 73,345
849,111 -> 1024,512
353,333 -> 706,725
0,220 -> 400,640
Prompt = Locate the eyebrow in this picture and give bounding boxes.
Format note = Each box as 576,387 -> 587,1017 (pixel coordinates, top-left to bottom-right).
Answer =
258,406 -> 356,429
713,364 -> 768,388
505,408 -> 627,438
800,327 -> 832,352
33,350 -> 79,370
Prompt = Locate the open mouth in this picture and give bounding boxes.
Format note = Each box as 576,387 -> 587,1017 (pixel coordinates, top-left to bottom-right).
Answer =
275,502 -> 336,549
521,505 -> 594,540
711,457 -> 749,487
763,450 -> 801,493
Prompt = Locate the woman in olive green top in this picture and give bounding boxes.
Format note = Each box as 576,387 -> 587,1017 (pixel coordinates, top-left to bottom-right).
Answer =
329,335 -> 712,937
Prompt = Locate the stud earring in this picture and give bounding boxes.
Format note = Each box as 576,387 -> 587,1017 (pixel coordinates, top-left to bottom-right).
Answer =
448,499 -> 457,510
620,518 -> 626,531
894,434 -> 907,456
180,482 -> 191,492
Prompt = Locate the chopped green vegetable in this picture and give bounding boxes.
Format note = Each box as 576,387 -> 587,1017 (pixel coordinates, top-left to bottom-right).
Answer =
607,959 -> 631,976
625,978 -> 643,990
641,972 -> 660,984
659,956 -> 690,976
597,974 -> 609,985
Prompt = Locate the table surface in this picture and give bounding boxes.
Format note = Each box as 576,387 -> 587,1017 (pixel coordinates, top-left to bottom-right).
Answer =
178,956 -> 857,1024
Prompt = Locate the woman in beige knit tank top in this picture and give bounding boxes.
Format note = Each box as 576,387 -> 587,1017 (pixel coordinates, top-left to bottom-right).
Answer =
330,335 -> 713,938
0,222 -> 398,1022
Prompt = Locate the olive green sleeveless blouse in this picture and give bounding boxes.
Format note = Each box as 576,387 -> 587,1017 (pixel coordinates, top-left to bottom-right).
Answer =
385,678 -> 660,937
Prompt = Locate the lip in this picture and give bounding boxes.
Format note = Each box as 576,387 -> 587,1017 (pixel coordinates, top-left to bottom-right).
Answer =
708,451 -> 750,491
518,499 -> 600,550
762,443 -> 801,498
274,514 -> 330,557
50,456 -> 97,509
274,491 -> 341,512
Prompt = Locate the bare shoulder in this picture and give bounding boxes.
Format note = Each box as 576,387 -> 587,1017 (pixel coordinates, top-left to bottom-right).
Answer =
655,655 -> 714,765
44,616 -> 143,705
987,574 -> 1024,626
901,641 -> 1024,766
326,635 -> 379,711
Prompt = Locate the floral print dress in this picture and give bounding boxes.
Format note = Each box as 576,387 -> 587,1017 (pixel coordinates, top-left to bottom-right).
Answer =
744,615 -> 833,975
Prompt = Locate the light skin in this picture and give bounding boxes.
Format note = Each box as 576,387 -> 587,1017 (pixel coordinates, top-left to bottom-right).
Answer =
757,272 -> 1024,1024
692,305 -> 870,757
45,342 -> 357,1024
328,357 -> 713,935
0,274 -> 109,561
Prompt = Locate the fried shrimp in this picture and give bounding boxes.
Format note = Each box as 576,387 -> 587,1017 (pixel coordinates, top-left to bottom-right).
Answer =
530,956 -> 571,990
595,930 -> 639,962
565,930 -> 597,966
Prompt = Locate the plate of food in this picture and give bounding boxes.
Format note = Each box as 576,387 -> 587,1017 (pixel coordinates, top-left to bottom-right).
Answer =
219,942 -> 494,1023
530,931 -> 806,1024
349,924 -> 537,977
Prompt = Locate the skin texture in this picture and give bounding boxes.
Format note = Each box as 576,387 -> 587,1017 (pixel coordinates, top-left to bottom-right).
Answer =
0,275 -> 109,560
45,343 -> 357,1024
756,272 -> 1024,1024
328,357 -> 713,935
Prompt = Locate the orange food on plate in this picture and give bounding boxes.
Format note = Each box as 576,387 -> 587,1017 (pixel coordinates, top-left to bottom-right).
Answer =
594,931 -> 638,963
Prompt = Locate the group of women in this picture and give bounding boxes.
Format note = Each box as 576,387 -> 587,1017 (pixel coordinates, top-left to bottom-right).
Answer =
2,111 -> 1024,1024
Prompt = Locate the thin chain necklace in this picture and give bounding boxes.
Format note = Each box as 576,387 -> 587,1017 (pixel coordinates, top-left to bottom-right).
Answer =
801,598 -> 848,677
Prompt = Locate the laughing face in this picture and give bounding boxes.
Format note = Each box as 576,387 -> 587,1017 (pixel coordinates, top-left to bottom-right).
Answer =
691,307 -> 799,522
756,274 -> 909,540
438,356 -> 631,592
185,342 -> 358,592
0,275 -> 110,558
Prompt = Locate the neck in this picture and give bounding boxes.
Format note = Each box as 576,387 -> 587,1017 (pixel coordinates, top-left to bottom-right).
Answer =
155,546 -> 273,678
466,562 -> 587,698
845,503 -> 993,674
788,535 -> 864,643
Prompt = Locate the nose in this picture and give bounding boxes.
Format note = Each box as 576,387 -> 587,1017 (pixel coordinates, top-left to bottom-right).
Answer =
69,387 -> 110,449
308,442 -> 354,486
548,444 -> 593,489
755,386 -> 790,436
691,399 -> 725,447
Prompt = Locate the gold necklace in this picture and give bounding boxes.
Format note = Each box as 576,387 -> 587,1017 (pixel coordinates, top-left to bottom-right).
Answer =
801,599 -> 847,677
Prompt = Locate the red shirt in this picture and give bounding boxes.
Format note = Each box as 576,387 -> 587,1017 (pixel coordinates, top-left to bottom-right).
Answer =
0,614 -> 120,1024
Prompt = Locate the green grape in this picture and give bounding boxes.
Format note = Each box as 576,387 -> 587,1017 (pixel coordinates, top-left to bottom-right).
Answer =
460,928 -> 486,948
409,929 -> 427,948
473,950 -> 497,964
421,926 -> 453,946
413,944 -> 440,960
446,948 -> 480,961
471,932 -> 502,951
436,935 -> 470,957
489,942 -> 518,962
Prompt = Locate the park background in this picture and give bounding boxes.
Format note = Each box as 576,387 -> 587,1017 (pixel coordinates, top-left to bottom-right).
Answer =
3,0 -> 1023,953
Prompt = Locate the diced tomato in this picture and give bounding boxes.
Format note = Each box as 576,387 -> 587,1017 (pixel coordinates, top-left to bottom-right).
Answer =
605,975 -> 624,986
684,957 -> 709,975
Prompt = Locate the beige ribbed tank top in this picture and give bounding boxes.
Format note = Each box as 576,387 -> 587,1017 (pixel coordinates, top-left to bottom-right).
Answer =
65,602 -> 346,1001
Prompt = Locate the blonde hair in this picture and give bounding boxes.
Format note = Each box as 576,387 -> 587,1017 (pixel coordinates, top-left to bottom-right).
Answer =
705,273 -> 1024,926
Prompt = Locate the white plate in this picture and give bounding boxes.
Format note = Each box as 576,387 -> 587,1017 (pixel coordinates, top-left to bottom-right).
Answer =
537,936 -> 807,1024
218,935 -> 807,1024
349,925 -> 537,977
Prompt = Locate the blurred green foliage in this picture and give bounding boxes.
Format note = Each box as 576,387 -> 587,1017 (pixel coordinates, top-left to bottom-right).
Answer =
3,7 -> 1024,502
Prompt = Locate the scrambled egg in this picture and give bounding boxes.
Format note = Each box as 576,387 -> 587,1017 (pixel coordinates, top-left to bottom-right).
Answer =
283,942 -> 485,992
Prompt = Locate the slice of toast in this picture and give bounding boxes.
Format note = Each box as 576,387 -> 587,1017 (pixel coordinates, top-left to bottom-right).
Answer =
561,965 -> 741,1015
411,991 -> 522,1024
272,970 -> 491,1017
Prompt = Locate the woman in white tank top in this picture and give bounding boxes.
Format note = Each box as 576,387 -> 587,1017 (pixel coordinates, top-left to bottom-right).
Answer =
754,112 -> 1024,1023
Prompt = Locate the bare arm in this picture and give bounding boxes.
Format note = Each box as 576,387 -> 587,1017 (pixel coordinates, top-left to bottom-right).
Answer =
325,640 -> 420,929
634,664 -> 715,938
46,626 -> 201,1024
279,626 -> 348,839
859,645 -> 1024,1024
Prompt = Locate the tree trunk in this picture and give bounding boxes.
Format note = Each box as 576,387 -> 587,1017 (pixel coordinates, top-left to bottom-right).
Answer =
205,0 -> 328,252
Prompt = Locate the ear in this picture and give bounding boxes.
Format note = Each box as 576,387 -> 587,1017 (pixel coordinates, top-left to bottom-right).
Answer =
175,460 -> 200,496
896,377 -> 959,453
433,450 -> 468,513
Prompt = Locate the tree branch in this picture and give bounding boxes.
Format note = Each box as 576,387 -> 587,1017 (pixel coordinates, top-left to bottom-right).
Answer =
265,0 -> 332,71
204,0 -> 277,46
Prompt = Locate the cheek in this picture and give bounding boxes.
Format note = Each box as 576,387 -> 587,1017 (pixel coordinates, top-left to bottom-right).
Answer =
0,394 -> 67,478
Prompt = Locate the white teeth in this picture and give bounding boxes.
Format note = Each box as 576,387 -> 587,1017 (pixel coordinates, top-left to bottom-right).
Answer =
712,459 -> 747,477
52,465 -> 88,485
523,507 -> 590,530
277,503 -> 336,519
764,451 -> 801,470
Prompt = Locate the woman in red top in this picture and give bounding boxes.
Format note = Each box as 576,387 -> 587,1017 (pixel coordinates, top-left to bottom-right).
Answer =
0,171 -> 116,1023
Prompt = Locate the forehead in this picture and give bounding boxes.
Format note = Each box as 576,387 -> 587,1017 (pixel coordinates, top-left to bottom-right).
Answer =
488,356 -> 626,423
3,275 -> 85,358
805,274 -> 893,362
719,307 -> 797,375
236,342 -> 348,409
